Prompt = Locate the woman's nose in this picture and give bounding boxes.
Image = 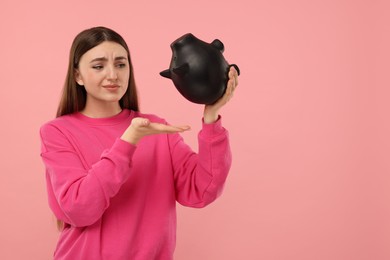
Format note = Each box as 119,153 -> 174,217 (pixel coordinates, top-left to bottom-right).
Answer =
107,65 -> 118,80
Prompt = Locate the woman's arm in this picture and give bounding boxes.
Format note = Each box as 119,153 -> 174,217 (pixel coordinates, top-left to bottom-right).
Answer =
40,124 -> 136,227
171,67 -> 238,207
40,118 -> 190,227
170,117 -> 232,208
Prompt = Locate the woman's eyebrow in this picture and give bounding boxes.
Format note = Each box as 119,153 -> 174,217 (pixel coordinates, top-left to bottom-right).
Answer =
90,57 -> 107,63
115,56 -> 127,61
90,56 -> 127,63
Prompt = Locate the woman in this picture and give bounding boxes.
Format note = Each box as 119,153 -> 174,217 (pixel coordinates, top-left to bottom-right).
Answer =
40,26 -> 238,260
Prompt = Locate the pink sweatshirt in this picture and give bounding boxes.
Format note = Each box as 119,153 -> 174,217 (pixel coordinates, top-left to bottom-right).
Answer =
39,109 -> 231,260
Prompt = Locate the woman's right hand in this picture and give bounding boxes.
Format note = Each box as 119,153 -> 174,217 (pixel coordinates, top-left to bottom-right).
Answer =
121,117 -> 191,145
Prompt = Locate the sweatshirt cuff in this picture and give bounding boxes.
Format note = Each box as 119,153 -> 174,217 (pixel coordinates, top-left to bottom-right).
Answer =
201,115 -> 224,137
108,138 -> 137,161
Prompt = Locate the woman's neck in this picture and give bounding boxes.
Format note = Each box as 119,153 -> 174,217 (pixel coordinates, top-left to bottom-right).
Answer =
80,102 -> 122,118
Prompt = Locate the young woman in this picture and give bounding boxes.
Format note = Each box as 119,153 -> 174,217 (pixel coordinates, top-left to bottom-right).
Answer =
39,26 -> 238,260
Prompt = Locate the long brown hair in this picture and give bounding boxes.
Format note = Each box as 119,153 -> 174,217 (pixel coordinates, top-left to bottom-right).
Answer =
55,27 -> 139,230
56,26 -> 139,117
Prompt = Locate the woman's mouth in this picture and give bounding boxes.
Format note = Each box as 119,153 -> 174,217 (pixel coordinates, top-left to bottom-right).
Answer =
103,85 -> 120,90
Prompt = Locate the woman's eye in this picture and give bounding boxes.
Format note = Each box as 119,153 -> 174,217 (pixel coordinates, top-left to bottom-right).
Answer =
92,65 -> 103,70
117,63 -> 126,68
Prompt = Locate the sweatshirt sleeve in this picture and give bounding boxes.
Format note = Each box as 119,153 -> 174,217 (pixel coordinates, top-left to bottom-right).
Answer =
169,116 -> 232,208
39,123 -> 136,227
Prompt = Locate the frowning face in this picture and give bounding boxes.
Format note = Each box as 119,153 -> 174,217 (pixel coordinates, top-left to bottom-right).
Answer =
75,41 -> 130,109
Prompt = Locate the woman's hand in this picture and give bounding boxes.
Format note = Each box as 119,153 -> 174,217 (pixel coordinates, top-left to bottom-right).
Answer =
121,118 -> 190,145
203,66 -> 239,124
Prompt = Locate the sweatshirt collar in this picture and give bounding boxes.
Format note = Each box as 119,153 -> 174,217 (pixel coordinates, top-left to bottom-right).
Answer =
72,109 -> 132,126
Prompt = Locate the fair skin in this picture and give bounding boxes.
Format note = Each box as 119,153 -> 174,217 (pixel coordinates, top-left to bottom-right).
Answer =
75,41 -> 238,145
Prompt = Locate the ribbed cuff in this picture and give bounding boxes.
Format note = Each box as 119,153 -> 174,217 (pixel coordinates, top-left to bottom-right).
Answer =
201,115 -> 224,137
111,138 -> 137,159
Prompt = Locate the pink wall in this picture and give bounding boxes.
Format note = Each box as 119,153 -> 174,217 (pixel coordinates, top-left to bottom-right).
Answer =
1,0 -> 389,259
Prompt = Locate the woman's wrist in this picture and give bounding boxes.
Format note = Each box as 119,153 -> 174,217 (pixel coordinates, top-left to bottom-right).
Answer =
203,110 -> 219,124
120,128 -> 140,145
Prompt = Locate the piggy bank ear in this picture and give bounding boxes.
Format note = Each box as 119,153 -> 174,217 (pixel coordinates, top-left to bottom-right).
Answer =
211,39 -> 224,53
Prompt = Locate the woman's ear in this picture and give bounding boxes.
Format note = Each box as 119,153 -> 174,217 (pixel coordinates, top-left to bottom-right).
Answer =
74,69 -> 84,86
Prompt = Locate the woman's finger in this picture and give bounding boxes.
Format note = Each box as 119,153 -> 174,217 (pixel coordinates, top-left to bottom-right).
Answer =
132,117 -> 150,127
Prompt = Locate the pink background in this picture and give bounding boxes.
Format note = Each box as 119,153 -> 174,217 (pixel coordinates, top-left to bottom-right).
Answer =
1,0 -> 389,259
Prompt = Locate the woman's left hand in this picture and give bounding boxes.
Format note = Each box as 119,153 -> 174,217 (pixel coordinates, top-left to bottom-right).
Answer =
203,66 -> 239,124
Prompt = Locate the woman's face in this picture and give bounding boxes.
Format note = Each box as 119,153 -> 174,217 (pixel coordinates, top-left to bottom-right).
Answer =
75,41 -> 130,107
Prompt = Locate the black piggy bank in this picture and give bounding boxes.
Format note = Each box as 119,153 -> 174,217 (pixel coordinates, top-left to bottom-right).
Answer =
160,33 -> 240,105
